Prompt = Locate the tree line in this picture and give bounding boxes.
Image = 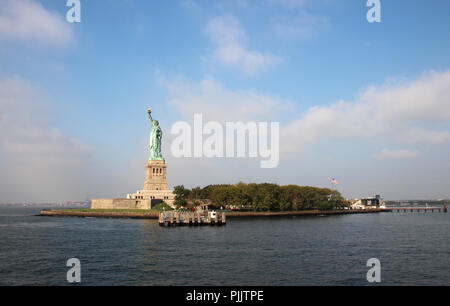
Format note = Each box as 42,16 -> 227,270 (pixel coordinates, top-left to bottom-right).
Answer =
173,183 -> 347,211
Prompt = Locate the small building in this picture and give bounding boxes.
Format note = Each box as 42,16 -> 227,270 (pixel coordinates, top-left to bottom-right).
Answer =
351,195 -> 385,210
196,202 -> 211,212
350,199 -> 365,210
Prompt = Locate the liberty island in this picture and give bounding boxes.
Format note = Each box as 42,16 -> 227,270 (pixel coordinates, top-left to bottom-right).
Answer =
40,110 -> 447,219
91,108 -> 175,209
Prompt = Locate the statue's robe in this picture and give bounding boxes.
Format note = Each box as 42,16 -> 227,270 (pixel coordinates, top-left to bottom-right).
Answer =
150,122 -> 163,160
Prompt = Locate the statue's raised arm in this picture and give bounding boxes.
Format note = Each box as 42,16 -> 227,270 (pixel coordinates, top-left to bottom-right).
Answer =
148,108 -> 153,123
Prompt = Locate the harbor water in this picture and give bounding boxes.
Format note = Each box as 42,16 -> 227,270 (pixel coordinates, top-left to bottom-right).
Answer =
0,206 -> 449,286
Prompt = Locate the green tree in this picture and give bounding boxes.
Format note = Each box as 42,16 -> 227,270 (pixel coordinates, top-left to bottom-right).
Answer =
189,187 -> 201,200
176,182 -> 345,212
211,185 -> 235,208
173,185 -> 191,208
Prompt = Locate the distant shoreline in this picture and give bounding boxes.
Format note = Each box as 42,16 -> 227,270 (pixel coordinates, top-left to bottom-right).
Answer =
39,208 -> 385,219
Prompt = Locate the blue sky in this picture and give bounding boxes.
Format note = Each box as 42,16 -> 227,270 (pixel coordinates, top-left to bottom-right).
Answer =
1,0 -> 450,202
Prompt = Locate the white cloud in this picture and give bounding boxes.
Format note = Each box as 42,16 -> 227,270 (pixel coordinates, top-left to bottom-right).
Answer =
164,77 -> 291,122
205,15 -> 282,76
282,71 -> 450,152
163,71 -> 450,154
161,77 -> 288,173
375,149 -> 419,159
0,78 -> 95,202
0,0 -> 74,45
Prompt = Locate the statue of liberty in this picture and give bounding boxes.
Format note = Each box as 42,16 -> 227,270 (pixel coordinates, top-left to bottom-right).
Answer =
147,108 -> 164,160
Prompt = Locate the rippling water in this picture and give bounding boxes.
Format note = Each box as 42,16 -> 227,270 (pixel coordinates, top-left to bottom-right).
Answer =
0,206 -> 449,286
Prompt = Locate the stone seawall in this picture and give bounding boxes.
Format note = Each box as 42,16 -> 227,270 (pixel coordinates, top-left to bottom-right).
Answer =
91,198 -> 151,210
225,209 -> 384,218
40,210 -> 159,219
40,209 -> 384,219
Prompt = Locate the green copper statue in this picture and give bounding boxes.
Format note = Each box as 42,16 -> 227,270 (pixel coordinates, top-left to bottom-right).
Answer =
148,108 -> 164,160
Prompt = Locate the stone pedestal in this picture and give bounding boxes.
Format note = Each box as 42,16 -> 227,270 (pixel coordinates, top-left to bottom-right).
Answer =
91,159 -> 175,210
143,160 -> 168,191
126,159 -> 175,207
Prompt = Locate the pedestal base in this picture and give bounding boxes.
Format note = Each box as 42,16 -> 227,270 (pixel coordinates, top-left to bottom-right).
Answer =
91,159 -> 176,209
143,160 -> 168,191
127,159 -> 175,207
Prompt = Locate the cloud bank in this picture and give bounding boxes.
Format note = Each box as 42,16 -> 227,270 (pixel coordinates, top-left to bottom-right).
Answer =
162,71 -> 450,168
282,71 -> 450,152
205,15 -> 282,76
0,0 -> 73,45
375,149 -> 419,159
0,78 -> 94,203
165,78 -> 291,122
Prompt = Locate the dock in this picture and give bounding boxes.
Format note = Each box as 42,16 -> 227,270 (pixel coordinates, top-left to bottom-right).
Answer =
382,205 -> 447,213
158,211 -> 226,226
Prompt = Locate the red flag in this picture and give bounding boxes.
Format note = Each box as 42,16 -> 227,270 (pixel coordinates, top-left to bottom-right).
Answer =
332,178 -> 339,185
